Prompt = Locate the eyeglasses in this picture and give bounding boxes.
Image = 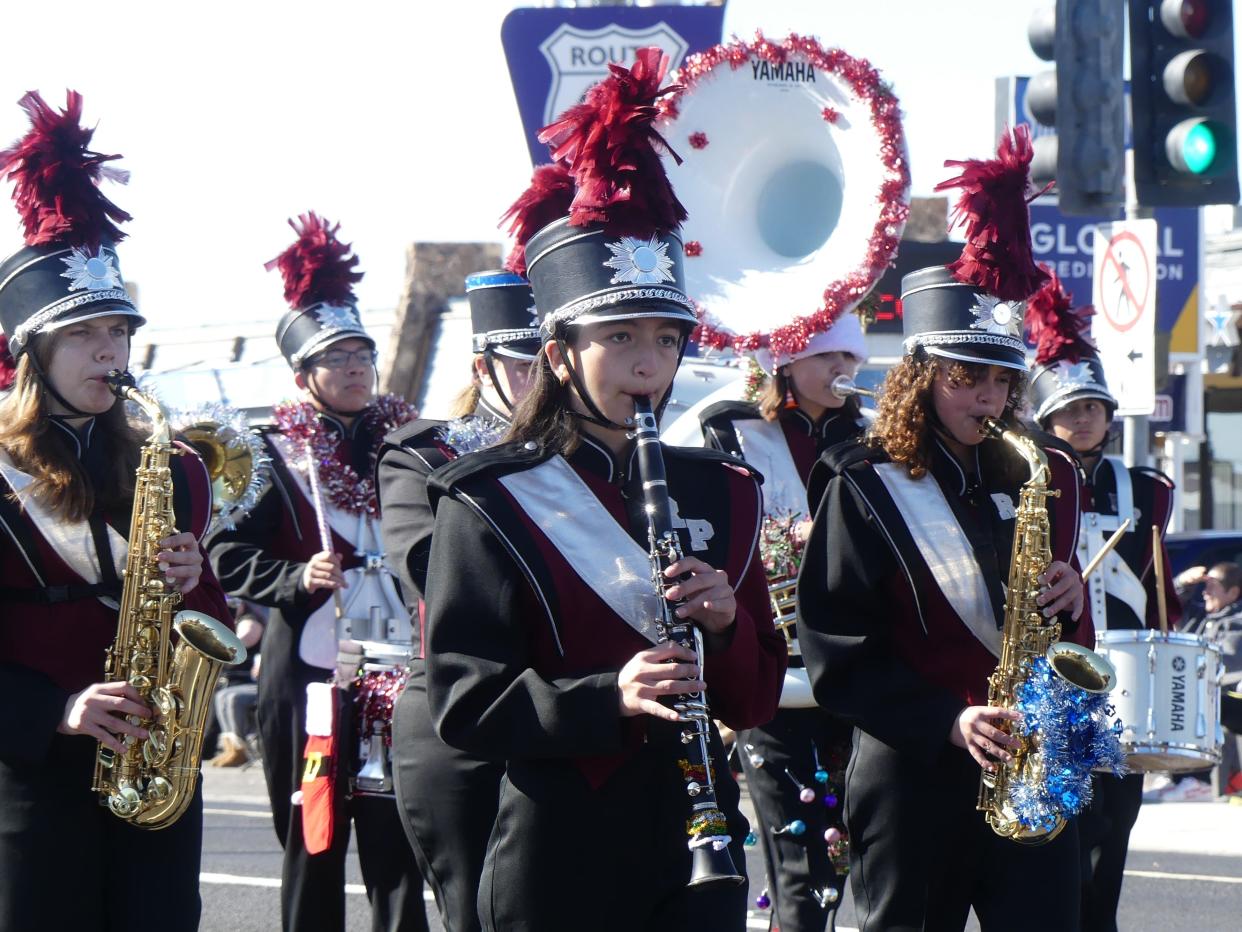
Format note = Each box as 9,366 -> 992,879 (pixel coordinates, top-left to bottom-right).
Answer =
310,348 -> 378,370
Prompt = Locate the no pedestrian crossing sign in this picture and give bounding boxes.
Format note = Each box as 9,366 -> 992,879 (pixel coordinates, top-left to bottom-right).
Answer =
1092,220 -> 1158,416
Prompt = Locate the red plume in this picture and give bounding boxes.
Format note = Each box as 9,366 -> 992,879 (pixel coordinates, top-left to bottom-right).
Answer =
500,162 -> 576,276
538,47 -> 686,236
934,125 -> 1047,302
0,90 -> 130,248
0,334 -> 16,391
264,213 -> 363,308
1026,265 -> 1097,366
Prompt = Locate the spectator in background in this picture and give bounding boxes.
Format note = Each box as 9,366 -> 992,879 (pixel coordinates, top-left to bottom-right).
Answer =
211,600 -> 265,767
1174,562 -> 1242,797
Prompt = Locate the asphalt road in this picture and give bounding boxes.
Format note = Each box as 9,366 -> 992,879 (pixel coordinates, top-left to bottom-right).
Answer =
200,765 -> 1242,931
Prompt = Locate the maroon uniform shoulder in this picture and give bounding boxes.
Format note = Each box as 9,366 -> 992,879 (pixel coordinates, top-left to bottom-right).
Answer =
170,441 -> 214,540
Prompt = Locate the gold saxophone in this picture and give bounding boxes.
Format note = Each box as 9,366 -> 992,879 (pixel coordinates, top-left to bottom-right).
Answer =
92,371 -> 247,830
976,417 -> 1116,844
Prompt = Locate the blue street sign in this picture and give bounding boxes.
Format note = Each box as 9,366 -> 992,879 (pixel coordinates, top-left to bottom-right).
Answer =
1028,204 -> 1201,352
501,6 -> 725,166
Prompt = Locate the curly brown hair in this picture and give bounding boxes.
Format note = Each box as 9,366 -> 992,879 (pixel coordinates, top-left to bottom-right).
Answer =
867,355 -> 1027,478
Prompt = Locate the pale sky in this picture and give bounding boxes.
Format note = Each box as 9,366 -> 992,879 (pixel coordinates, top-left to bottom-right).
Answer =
0,0 -> 1091,332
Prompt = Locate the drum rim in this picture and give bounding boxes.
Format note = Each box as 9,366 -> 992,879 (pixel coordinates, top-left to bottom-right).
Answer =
1095,629 -> 1219,652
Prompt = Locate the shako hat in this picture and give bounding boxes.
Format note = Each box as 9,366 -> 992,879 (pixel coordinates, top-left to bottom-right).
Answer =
268,213 -> 373,370
0,91 -> 143,357
465,270 -> 541,359
900,126 -> 1048,372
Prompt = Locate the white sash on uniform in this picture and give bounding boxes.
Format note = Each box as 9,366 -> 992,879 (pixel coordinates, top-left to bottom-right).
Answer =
499,456 -> 664,646
1079,456 -> 1146,631
0,450 -> 126,607
874,462 -> 1003,658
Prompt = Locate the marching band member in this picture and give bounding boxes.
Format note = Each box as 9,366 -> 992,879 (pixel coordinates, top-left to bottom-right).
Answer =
699,317 -> 870,930
206,215 -> 425,932
422,50 -> 785,931
0,91 -> 229,932
380,263 -> 544,932
797,128 -> 1092,931
1026,275 -> 1181,932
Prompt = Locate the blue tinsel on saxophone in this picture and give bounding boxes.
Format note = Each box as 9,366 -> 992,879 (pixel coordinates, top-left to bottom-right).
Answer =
1009,657 -> 1128,833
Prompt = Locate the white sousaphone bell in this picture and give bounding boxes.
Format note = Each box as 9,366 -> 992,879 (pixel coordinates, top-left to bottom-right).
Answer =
656,33 -> 911,359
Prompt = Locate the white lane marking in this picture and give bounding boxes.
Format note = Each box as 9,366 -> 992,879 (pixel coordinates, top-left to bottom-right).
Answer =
203,807 -> 272,819
199,874 -> 434,901
203,794 -> 272,805
1124,868 -> 1242,885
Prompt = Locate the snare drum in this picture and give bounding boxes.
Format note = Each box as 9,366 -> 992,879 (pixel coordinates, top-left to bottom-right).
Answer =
350,660 -> 410,797
1094,629 -> 1224,772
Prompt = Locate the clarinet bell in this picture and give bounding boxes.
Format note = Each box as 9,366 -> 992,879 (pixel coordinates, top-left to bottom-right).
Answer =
688,841 -> 745,888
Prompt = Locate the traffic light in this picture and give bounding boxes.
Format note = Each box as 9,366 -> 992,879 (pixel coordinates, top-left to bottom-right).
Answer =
1025,0 -> 1126,215
1130,0 -> 1239,206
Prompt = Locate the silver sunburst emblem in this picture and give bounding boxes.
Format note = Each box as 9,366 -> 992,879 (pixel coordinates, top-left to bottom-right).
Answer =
315,304 -> 360,331
1053,361 -> 1097,391
604,235 -> 675,286
968,293 -> 1023,338
60,247 -> 123,292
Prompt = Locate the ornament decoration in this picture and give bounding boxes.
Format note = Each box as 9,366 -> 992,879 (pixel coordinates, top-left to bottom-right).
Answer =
1008,656 -> 1128,834
438,416 -> 506,456
688,131 -> 709,149
772,819 -> 807,837
744,830 -> 758,847
821,106 -> 840,124
354,667 -> 409,748
745,743 -> 765,769
783,767 -> 817,804
813,887 -> 841,908
273,394 -> 418,519
670,33 -> 911,361
755,890 -> 771,910
684,240 -> 703,257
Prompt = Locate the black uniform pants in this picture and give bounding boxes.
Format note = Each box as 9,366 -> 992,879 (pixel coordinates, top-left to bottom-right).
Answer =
392,674 -> 503,932
478,737 -> 750,932
258,681 -> 428,932
737,707 -> 853,932
1078,772 -> 1142,932
0,736 -> 202,932
845,729 -> 1081,932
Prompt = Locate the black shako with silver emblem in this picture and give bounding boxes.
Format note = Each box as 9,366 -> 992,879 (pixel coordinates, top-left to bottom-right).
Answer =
899,265 -> 1028,371
523,218 -> 697,335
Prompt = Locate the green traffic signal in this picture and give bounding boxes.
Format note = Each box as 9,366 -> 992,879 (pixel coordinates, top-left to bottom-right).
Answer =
1168,118 -> 1220,174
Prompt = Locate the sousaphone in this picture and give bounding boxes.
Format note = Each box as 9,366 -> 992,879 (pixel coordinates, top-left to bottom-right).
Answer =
657,33 -> 911,360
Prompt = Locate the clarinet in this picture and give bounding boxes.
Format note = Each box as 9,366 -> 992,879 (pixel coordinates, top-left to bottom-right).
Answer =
631,394 -> 744,888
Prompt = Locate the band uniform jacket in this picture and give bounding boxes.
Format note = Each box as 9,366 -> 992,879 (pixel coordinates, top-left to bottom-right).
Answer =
205,413 -> 376,843
1079,455 -> 1181,633
796,432 -> 1093,760
422,434 -> 786,924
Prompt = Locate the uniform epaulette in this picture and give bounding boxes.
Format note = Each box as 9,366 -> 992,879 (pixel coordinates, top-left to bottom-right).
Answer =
663,442 -> 763,483
819,436 -> 877,475
698,399 -> 762,433
429,439 -> 549,495
386,418 -> 447,450
1133,464 -> 1175,488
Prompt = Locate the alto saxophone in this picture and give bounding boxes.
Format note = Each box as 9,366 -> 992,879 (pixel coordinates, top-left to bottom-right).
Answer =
976,417 -> 1116,844
92,371 -> 247,830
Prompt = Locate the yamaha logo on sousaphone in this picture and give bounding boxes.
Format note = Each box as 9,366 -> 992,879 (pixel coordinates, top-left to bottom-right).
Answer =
656,33 -> 911,363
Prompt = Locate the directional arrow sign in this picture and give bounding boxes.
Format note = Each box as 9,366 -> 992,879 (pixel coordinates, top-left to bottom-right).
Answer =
1093,220 -> 1157,416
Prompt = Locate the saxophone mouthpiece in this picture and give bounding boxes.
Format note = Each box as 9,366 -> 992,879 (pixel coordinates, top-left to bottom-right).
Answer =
104,369 -> 138,396
977,416 -> 1005,440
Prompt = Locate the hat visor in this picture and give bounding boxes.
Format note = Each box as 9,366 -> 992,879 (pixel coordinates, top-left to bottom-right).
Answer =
297,331 -> 376,366
919,342 -> 1029,372
39,303 -> 146,337
490,339 -> 542,360
568,304 -> 699,329
1035,387 -> 1119,424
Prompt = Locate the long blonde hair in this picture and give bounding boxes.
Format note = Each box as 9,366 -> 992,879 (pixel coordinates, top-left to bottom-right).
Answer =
0,337 -> 142,521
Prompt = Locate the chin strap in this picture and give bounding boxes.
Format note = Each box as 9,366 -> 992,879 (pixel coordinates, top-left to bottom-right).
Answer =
25,351 -> 100,418
554,331 -> 687,433
481,351 -> 515,415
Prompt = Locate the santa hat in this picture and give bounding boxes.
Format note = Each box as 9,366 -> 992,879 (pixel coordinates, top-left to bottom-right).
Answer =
0,91 -> 143,356
268,213 -> 373,370
900,126 -> 1048,371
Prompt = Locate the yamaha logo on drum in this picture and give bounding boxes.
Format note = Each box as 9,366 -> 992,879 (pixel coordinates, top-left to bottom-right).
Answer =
1173,655 -> 1186,672
751,60 -> 817,83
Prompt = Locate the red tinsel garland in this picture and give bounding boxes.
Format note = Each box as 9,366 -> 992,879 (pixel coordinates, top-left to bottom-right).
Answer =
273,394 -> 417,519
671,34 -> 911,361
354,667 -> 409,747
